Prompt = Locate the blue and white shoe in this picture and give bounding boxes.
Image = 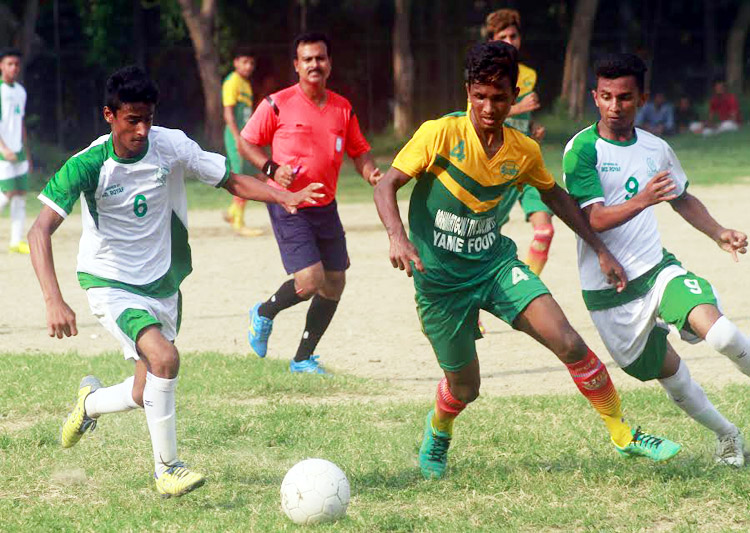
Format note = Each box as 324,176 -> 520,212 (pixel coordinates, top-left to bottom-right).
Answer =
289,355 -> 328,374
248,303 -> 273,358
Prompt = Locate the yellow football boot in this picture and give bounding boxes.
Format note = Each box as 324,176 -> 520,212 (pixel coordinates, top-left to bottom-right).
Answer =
154,462 -> 206,498
9,241 -> 30,254
61,376 -> 101,448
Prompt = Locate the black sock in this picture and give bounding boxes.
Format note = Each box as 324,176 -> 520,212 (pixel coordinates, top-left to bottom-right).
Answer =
258,280 -> 304,319
294,295 -> 339,362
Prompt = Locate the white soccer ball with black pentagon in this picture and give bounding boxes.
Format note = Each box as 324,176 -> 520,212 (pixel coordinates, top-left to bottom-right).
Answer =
280,458 -> 350,525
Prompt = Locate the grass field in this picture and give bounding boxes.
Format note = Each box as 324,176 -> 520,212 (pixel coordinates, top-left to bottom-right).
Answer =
2,351 -> 750,531
4,121 -> 750,531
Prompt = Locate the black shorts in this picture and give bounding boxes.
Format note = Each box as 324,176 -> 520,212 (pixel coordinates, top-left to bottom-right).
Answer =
267,200 -> 350,274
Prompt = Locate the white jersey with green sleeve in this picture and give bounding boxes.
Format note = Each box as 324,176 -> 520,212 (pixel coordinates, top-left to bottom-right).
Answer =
39,126 -> 230,297
562,124 -> 688,294
0,80 -> 28,179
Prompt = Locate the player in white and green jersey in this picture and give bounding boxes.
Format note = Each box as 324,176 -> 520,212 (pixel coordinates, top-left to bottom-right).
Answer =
0,48 -> 31,254
564,53 -> 750,467
28,66 -> 322,498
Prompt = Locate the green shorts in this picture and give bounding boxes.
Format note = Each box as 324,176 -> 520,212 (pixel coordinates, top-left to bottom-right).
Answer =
0,174 -> 28,193
623,272 -> 717,382
518,185 -> 552,221
415,258 -> 550,372
224,128 -> 256,175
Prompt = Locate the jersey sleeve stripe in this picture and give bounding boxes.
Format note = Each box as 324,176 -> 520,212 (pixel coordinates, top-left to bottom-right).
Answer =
38,193 -> 68,218
579,197 -> 605,209
215,159 -> 231,188
265,96 -> 279,115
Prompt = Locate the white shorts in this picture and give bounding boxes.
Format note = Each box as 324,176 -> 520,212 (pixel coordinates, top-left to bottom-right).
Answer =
589,264 -> 686,369
86,287 -> 180,360
0,159 -> 29,180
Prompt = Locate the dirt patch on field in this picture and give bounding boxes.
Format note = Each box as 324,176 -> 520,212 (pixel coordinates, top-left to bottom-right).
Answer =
3,184 -> 750,401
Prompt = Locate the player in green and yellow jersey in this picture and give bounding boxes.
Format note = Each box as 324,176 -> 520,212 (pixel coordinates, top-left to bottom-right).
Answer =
222,45 -> 263,236
374,41 -> 680,480
485,9 -> 553,275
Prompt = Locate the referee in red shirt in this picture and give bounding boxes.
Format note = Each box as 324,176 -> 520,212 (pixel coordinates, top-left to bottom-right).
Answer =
241,32 -> 381,374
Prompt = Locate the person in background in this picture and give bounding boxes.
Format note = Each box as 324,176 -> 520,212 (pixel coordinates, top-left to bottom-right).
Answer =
704,80 -> 741,136
636,92 -> 675,136
222,45 -> 264,236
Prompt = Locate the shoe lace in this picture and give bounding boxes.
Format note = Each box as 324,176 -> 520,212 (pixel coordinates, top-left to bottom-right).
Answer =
81,417 -> 97,434
254,315 -> 272,336
163,461 -> 190,478
717,433 -> 741,459
632,427 -> 663,449
428,432 -> 451,463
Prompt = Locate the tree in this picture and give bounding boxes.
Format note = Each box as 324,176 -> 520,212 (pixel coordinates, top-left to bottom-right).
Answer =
727,0 -> 750,94
177,0 -> 223,149
393,0 -> 413,137
19,0 -> 39,78
560,0 -> 599,119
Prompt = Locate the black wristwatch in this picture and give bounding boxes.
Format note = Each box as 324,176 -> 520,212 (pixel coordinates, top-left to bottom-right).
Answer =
263,159 -> 280,178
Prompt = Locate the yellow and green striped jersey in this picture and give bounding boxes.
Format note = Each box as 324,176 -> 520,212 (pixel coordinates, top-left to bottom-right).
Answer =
504,63 -> 536,135
392,112 -> 554,293
222,71 -> 254,129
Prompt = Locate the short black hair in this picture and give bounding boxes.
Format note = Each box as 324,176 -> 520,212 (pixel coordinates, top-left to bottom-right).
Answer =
232,45 -> 255,60
292,32 -> 331,59
595,53 -> 647,93
465,40 -> 519,88
0,48 -> 22,61
105,65 -> 159,112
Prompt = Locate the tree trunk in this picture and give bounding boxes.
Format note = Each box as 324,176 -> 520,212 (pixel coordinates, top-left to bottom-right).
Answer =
393,0 -> 413,137
560,0 -> 599,119
704,0 -> 717,95
727,0 -> 750,94
132,0 -> 146,69
177,0 -> 223,149
19,0 -> 39,80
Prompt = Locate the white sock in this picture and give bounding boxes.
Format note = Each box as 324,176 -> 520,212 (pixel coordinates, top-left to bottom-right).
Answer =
704,315 -> 750,376
659,361 -> 736,437
84,376 -> 140,418
9,195 -> 25,245
0,192 -> 8,212
143,373 -> 178,476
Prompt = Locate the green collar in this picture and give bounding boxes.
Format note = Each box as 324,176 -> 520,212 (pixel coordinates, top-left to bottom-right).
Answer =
107,134 -> 149,164
593,122 -> 638,146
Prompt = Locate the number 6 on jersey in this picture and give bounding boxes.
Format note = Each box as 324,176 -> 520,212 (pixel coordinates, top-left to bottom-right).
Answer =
134,194 -> 148,217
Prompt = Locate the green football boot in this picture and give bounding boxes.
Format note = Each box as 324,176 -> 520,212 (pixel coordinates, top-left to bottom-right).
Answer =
615,426 -> 681,462
419,410 -> 452,479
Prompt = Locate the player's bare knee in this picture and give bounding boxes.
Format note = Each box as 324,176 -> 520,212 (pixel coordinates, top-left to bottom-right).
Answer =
320,272 -> 345,300
143,344 -> 180,378
451,382 -> 480,404
295,279 -> 319,300
556,330 -> 588,364
295,270 -> 325,299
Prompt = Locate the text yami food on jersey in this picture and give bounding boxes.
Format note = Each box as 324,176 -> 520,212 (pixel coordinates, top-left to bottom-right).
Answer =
432,208 -> 498,253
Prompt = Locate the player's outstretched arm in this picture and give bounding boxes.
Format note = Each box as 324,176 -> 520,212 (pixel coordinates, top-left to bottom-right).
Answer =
373,167 -> 424,277
222,172 -> 324,214
671,192 -> 748,261
584,170 -> 678,232
540,184 -> 627,292
27,207 -> 78,338
353,152 -> 382,186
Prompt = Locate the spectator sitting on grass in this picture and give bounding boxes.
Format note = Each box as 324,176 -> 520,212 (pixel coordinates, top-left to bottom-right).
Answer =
635,92 -> 674,136
704,80 -> 741,136
675,96 -> 703,134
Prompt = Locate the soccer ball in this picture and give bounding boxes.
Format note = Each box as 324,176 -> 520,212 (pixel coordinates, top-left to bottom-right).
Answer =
280,458 -> 350,525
